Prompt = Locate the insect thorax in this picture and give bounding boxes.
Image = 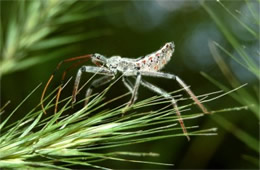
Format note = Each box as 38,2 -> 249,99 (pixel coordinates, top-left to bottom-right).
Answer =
106,56 -> 137,74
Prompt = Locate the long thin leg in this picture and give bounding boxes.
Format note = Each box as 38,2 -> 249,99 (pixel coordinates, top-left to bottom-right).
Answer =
140,80 -> 190,141
122,76 -> 134,93
139,71 -> 208,114
72,66 -> 114,105
128,73 -> 141,106
84,75 -> 115,106
122,73 -> 141,113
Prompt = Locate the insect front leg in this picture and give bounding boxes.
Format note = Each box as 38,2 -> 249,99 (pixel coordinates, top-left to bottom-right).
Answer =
140,79 -> 190,140
84,75 -> 115,106
72,66 -> 114,105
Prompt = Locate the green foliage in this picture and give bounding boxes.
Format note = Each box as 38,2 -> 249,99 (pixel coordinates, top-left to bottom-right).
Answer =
0,0 -> 111,76
201,0 -> 259,154
1,0 -> 258,168
0,79 -> 226,169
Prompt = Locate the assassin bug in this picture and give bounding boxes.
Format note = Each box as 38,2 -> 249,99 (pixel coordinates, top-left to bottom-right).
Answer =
41,42 -> 208,140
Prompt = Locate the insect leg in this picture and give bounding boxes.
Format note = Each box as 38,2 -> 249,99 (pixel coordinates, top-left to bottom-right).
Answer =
122,73 -> 141,113
122,76 -> 134,93
140,79 -> 190,141
122,76 -> 141,104
72,66 -> 114,105
139,71 -> 208,114
84,75 -> 115,106
128,73 -> 141,107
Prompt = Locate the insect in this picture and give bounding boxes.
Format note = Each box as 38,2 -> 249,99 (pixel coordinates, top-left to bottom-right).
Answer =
41,42 -> 208,140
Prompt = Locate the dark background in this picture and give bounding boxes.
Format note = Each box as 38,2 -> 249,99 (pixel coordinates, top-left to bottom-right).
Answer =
1,0 -> 259,169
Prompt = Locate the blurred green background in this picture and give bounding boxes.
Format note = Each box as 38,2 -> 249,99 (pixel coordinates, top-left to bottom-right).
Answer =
1,0 -> 259,169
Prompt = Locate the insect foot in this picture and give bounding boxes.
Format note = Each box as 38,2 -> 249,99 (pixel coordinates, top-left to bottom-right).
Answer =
121,104 -> 132,116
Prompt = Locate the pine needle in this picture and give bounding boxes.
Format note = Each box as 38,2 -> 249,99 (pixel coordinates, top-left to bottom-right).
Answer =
0,79 -> 247,168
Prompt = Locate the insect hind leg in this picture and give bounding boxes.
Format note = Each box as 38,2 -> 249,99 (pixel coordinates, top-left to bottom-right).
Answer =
139,71 -> 208,114
140,79 -> 190,141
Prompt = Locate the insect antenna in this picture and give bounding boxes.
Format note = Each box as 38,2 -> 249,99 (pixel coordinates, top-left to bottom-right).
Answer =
54,58 -> 91,113
41,54 -> 92,115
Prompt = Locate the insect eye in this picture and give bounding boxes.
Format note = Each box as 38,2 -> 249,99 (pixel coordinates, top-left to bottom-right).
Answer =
93,53 -> 100,60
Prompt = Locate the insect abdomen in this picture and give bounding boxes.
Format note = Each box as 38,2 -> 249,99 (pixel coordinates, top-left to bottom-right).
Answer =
135,42 -> 174,71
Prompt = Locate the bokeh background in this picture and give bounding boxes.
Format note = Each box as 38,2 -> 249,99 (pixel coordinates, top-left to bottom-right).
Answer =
1,0 -> 259,169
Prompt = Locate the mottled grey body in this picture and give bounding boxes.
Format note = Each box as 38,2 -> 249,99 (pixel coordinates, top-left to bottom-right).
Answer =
103,42 -> 174,76
71,42 -> 208,141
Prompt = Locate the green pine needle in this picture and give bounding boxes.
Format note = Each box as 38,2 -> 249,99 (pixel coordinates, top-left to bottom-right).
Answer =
0,76 -> 247,169
202,0 -> 259,156
0,0 -> 112,76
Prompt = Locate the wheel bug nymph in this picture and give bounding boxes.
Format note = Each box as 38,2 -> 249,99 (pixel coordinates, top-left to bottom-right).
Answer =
41,42 -> 208,140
